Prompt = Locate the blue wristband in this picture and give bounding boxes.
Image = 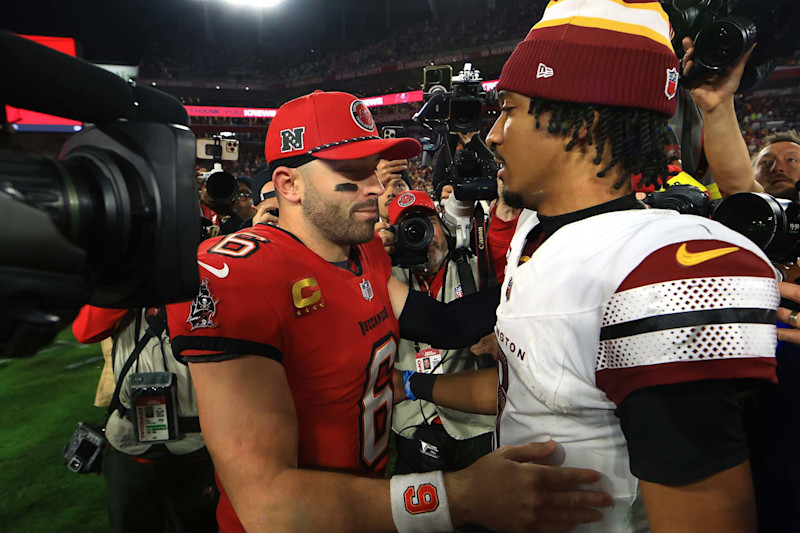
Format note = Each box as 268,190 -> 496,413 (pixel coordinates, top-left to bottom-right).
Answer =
402,370 -> 417,401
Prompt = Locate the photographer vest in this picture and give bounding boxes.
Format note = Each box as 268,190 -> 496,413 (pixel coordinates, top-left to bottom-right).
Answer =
106,309 -> 205,456
392,258 -> 495,441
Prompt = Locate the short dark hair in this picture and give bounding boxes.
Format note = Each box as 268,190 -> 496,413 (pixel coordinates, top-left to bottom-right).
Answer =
764,129 -> 800,148
527,98 -> 671,190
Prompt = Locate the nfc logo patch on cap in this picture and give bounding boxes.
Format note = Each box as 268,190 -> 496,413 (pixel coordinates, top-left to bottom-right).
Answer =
397,192 -> 416,208
280,127 -> 306,153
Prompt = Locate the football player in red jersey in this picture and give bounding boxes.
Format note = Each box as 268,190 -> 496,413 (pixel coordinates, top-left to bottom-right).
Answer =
167,90 -> 612,532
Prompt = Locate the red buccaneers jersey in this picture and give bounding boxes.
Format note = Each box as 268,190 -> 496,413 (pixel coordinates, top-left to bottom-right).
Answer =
167,224 -> 398,532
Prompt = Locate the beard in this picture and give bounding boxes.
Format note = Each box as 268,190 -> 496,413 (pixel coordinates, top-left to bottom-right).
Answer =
303,181 -> 377,245
502,188 -> 526,209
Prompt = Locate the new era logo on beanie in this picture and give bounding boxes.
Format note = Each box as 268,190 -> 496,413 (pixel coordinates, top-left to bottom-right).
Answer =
265,90 -> 420,164
498,0 -> 680,117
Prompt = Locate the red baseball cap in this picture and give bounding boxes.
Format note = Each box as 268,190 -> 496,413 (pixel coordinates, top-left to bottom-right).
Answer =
388,191 -> 437,224
265,90 -> 421,163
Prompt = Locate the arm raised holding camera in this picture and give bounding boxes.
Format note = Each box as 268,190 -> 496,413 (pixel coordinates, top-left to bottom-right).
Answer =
683,37 -> 763,197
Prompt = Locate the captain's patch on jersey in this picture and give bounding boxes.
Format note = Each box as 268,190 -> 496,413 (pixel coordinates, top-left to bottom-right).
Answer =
187,278 -> 220,330
291,275 -> 326,317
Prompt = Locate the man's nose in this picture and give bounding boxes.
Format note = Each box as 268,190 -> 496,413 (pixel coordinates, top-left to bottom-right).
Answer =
363,173 -> 384,196
486,116 -> 504,149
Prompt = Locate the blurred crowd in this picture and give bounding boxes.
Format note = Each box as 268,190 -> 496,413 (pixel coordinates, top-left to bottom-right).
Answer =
140,0 -> 545,86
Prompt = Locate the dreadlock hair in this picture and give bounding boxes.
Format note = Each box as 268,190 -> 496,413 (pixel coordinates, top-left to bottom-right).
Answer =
527,98 -> 671,190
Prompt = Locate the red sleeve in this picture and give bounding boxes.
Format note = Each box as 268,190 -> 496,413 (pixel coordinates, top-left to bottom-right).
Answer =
596,240 -> 779,404
488,205 -> 519,284
72,305 -> 128,344
167,242 -> 286,364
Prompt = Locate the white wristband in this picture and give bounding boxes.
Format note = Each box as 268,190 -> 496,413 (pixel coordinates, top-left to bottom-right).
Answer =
389,470 -> 453,532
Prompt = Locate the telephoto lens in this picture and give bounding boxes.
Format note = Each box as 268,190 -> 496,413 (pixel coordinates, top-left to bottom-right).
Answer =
712,192 -> 800,265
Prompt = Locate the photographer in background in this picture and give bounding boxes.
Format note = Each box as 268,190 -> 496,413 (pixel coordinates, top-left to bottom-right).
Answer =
388,190 -> 495,475
684,34 -> 800,530
753,130 -> 800,201
376,158 -> 411,222
234,175 -> 257,221
72,306 -> 218,533
433,130 -> 495,201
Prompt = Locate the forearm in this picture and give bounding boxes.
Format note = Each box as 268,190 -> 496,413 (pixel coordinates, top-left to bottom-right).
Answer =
434,367 -> 499,414
406,367 -> 498,414
229,468 -> 395,532
700,99 -> 761,196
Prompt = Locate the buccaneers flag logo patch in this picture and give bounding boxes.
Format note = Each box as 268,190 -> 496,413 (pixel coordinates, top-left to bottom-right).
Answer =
187,278 -> 220,330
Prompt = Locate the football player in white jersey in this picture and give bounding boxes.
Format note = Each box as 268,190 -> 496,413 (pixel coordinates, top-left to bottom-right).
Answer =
398,1 -> 780,531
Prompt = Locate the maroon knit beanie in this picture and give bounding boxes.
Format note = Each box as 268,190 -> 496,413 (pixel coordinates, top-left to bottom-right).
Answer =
498,0 -> 680,117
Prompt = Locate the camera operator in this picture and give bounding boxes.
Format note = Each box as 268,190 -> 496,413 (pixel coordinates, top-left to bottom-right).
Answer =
199,165 -> 246,235
683,33 -> 800,532
376,158 -> 411,222
72,305 -> 218,533
234,175 -> 257,221
752,130 -> 800,202
679,38 -> 763,198
433,130 -> 495,200
388,190 -> 495,475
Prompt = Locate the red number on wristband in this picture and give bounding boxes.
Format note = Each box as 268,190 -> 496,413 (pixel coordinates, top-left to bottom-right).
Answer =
403,483 -> 440,514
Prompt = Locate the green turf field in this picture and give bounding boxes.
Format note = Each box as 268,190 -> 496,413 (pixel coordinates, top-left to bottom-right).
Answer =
0,328 -> 110,533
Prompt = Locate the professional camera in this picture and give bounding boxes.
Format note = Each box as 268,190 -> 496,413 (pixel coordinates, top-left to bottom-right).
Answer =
391,212 -> 436,269
451,149 -> 499,202
0,32 -> 200,357
201,162 -> 239,208
62,422 -> 106,474
413,63 -> 497,251
712,192 -> 800,265
418,63 -> 490,133
662,0 -> 800,91
449,64 -> 488,134
643,184 -> 712,217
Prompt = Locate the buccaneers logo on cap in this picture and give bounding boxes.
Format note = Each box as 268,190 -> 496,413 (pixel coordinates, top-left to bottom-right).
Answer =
351,100 -> 375,132
397,192 -> 416,208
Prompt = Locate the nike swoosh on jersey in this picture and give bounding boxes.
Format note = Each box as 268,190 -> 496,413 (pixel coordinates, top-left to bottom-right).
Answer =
675,243 -> 739,266
198,260 -> 230,278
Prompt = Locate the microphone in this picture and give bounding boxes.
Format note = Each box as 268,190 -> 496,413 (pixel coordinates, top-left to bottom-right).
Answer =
0,31 -> 187,126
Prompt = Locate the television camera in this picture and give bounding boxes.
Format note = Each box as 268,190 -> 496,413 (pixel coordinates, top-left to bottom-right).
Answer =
0,31 -> 201,358
413,63 -> 498,251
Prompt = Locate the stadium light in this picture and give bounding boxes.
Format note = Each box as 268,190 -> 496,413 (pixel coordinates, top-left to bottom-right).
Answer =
216,0 -> 283,7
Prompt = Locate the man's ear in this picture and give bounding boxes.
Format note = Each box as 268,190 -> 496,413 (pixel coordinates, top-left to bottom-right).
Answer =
273,166 -> 302,205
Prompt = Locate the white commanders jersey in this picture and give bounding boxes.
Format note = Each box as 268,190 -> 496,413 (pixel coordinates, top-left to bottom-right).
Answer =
495,208 -> 778,532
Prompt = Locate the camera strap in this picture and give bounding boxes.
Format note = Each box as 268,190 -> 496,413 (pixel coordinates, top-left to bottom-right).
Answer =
106,309 -> 167,421
471,202 -> 496,290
